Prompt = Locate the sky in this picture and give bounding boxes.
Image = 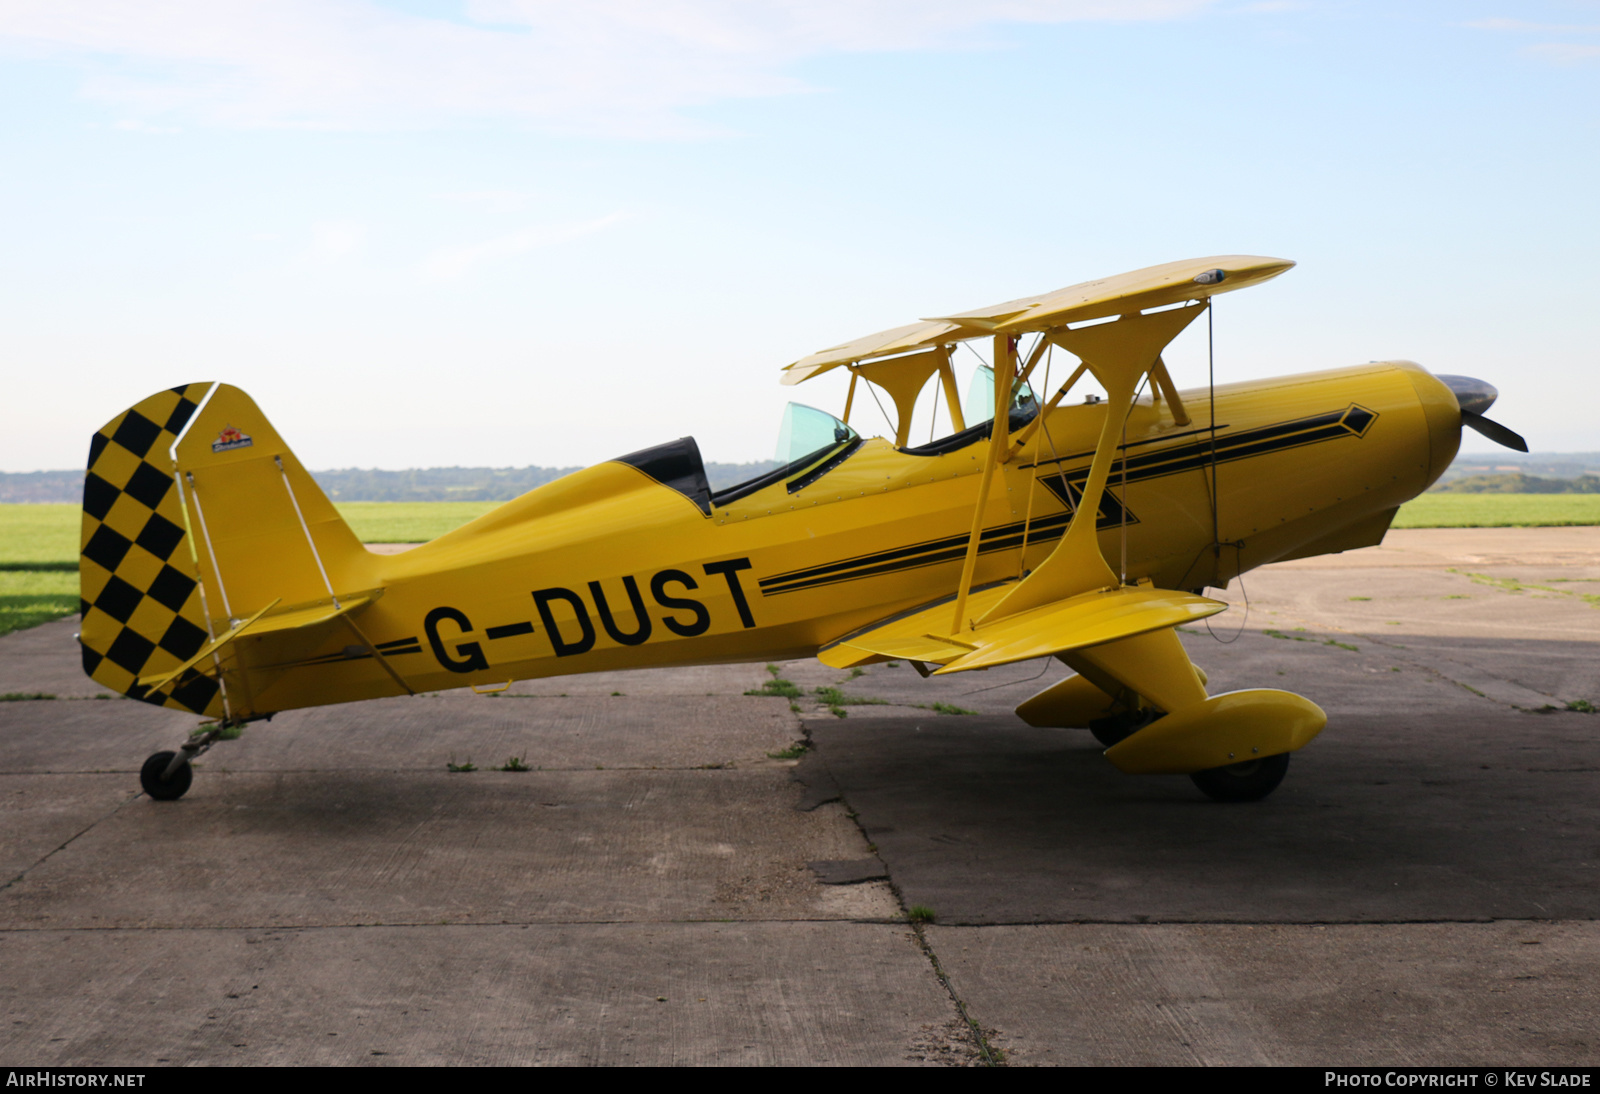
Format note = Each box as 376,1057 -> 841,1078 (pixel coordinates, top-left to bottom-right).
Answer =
1,0 -> 1596,473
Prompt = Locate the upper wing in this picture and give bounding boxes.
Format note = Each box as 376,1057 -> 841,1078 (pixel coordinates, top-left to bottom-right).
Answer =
781,255 -> 1292,384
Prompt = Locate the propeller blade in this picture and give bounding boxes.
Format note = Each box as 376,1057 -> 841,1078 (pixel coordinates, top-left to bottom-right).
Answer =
1461,411 -> 1528,452
1436,374 -> 1499,416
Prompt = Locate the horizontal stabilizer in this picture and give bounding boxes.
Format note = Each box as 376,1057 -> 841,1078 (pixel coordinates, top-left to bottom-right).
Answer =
137,592 -> 379,695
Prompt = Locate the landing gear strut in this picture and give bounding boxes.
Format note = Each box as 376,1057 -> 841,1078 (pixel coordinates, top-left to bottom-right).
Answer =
139,723 -> 234,801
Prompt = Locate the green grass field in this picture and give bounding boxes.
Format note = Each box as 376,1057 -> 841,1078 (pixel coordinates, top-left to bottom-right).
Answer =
335,501 -> 498,543
0,505 -> 78,635
0,569 -> 78,636
3,494 -> 1596,636
1390,494 -> 1600,529
0,504 -> 78,566
0,502 -> 503,637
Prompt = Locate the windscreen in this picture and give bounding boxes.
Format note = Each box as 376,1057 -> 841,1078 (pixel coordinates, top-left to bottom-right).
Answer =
965,365 -> 1039,424
774,402 -> 857,465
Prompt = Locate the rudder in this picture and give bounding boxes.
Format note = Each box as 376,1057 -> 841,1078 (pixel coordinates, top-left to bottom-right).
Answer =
80,384 -> 222,715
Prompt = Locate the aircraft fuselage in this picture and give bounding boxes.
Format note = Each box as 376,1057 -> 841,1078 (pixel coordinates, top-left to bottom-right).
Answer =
221,359 -> 1460,716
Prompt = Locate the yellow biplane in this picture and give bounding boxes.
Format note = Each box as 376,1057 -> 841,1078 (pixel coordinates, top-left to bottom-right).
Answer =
78,256 -> 1524,803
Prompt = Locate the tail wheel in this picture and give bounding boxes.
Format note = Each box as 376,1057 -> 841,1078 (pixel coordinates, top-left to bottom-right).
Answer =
1189,752 -> 1289,802
139,751 -> 193,801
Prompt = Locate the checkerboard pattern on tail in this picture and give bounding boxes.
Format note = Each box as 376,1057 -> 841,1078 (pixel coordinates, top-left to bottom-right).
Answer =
79,384 -> 224,716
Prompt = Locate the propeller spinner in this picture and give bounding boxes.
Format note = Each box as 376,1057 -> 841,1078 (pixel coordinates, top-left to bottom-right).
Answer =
1435,374 -> 1529,452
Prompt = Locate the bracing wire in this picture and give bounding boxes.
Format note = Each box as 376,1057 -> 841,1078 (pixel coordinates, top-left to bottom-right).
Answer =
1037,362 -> 1080,521
961,655 -> 1057,696
1203,542 -> 1251,643
863,378 -> 895,437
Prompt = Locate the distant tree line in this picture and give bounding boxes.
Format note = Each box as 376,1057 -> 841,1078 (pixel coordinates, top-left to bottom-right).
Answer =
0,471 -> 82,503
9,456 -> 1597,504
1430,473 -> 1600,495
311,466 -> 583,502
1,462 -> 785,504
310,462 -> 783,501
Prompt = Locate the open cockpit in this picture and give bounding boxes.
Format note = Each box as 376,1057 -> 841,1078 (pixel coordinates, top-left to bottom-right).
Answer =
613,336 -> 1154,519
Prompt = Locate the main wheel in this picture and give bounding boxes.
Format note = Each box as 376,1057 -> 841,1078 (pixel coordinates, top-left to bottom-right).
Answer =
140,751 -> 193,801
1189,752 -> 1290,802
1089,708 -> 1159,748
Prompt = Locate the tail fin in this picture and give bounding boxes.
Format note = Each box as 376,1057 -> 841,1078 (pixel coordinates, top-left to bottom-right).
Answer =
80,383 -> 373,716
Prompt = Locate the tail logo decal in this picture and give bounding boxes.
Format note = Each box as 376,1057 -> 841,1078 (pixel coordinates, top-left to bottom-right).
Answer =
211,425 -> 253,453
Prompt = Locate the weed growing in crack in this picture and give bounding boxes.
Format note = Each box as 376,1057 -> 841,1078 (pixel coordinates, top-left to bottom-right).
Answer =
1264,629 -> 1356,651
814,685 -> 888,707
746,674 -> 802,699
920,701 -> 978,716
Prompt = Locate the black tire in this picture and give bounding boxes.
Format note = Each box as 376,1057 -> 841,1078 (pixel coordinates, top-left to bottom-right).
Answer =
1089,708 -> 1159,748
140,751 -> 193,801
1189,752 -> 1290,802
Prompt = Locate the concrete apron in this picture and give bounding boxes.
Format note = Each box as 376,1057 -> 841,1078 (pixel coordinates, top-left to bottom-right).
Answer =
2,527 -> 1598,1065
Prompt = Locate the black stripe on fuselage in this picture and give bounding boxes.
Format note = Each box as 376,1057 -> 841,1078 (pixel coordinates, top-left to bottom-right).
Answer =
758,510 -> 1078,596
1026,404 -> 1375,481
286,637 -> 423,668
757,404 -> 1377,596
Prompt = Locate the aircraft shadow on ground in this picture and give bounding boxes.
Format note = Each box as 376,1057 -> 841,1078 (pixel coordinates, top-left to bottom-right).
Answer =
802,708 -> 1600,926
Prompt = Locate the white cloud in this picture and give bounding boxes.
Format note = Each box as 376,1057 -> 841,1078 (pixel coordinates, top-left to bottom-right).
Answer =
0,0 -> 1216,135
1464,15 -> 1600,66
436,190 -> 541,214
1465,18 -> 1600,33
418,210 -> 630,281
309,220 -> 365,263
112,118 -> 181,134
1522,42 -> 1600,63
